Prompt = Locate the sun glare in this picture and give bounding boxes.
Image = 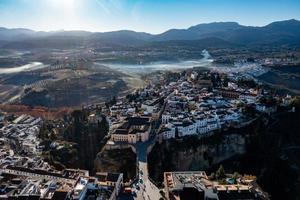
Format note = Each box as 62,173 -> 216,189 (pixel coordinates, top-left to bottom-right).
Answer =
44,0 -> 82,30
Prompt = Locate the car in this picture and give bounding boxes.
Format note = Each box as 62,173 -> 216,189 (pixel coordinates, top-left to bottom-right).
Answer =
124,187 -> 132,194
132,191 -> 137,197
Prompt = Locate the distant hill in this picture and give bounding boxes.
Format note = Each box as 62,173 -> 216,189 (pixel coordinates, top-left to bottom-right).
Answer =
154,22 -> 242,41
154,19 -> 300,46
88,30 -> 153,46
1,19 -> 300,49
0,27 -> 37,41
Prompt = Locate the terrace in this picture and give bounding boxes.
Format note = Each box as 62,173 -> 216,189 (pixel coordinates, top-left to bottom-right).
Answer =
164,171 -> 268,200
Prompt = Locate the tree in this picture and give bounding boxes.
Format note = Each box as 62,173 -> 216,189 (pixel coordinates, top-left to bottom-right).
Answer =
160,190 -> 166,198
159,98 -> 165,106
49,131 -> 57,141
216,165 -> 226,179
175,127 -> 179,138
237,78 -> 257,88
98,116 -> 109,136
111,96 -> 117,105
222,76 -> 229,87
232,172 -> 240,181
105,96 -> 117,108
291,96 -> 300,111
210,172 -> 216,180
243,104 -> 257,117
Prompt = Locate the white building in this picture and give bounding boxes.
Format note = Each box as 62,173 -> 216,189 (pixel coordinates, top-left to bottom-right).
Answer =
111,117 -> 151,144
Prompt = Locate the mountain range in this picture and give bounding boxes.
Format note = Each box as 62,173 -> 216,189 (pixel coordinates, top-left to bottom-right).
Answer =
0,19 -> 300,49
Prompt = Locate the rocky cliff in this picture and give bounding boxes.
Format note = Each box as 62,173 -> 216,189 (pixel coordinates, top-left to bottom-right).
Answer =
94,148 -> 136,181
148,133 -> 246,184
39,109 -> 109,173
149,104 -> 300,200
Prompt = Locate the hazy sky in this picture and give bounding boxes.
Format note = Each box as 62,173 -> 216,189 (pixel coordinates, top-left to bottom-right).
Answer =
0,0 -> 299,33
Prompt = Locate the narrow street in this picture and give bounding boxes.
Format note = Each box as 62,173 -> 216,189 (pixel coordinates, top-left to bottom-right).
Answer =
134,140 -> 162,200
130,99 -> 167,200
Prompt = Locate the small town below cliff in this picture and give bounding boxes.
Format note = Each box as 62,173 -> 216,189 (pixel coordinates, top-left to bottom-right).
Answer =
1,67 -> 299,200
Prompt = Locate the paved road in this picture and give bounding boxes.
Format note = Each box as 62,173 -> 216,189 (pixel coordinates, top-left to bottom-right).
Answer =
125,102 -> 167,200
133,140 -> 161,200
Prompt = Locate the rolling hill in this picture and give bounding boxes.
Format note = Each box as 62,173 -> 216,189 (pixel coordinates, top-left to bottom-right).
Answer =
0,19 -> 299,49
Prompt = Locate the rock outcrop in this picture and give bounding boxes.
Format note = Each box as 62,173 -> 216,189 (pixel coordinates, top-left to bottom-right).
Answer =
148,133 -> 246,183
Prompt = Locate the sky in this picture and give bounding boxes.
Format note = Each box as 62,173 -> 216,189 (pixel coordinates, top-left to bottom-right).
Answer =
0,0 -> 299,34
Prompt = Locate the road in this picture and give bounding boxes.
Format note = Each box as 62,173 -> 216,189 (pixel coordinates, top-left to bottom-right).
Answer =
133,140 -> 161,200
125,98 -> 168,200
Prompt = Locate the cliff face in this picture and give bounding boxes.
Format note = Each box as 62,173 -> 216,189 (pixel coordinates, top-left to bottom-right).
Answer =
149,108 -> 300,200
94,148 -> 136,181
39,109 -> 109,172
62,110 -> 109,171
215,111 -> 300,200
176,135 -> 245,170
148,133 -> 246,183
